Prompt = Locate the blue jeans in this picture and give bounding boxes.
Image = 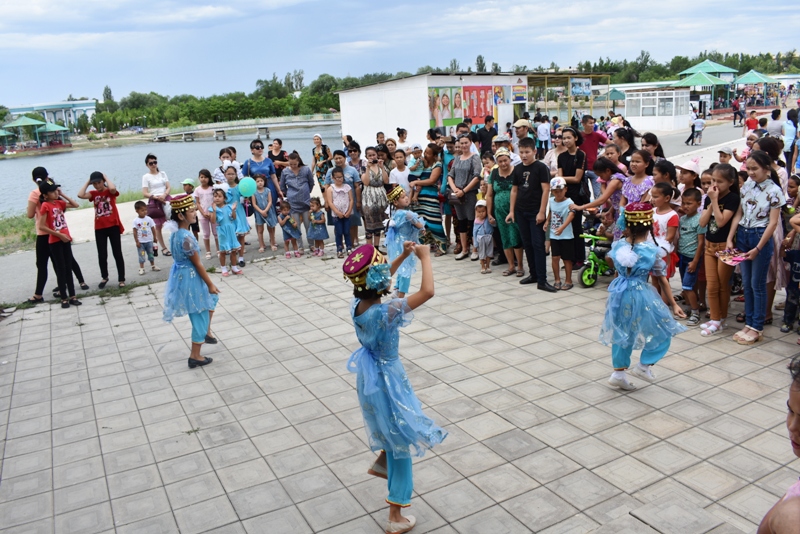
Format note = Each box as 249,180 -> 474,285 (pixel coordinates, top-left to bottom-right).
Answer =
737,226 -> 774,331
586,170 -> 601,201
333,216 -> 352,252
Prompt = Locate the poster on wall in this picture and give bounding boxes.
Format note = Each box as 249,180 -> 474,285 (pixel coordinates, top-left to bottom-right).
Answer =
512,85 -> 527,103
463,86 -> 494,128
570,78 -> 592,97
429,87 -> 464,136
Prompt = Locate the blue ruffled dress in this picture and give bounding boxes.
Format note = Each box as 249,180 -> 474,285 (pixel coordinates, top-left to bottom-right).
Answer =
253,189 -> 277,227
307,210 -> 329,240
386,209 -> 425,279
279,215 -> 302,242
226,187 -> 251,235
348,298 -> 446,458
163,229 -> 218,322
599,240 -> 687,349
213,205 -> 239,253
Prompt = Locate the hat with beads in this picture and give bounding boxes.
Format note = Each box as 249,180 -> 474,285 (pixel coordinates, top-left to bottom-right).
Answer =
343,244 -> 391,294
384,183 -> 405,204
624,202 -> 654,226
169,193 -> 196,214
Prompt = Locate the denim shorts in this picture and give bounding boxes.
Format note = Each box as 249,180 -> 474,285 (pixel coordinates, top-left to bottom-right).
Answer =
678,253 -> 699,291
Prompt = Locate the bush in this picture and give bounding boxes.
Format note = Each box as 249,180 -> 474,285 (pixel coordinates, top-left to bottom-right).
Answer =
87,133 -> 99,141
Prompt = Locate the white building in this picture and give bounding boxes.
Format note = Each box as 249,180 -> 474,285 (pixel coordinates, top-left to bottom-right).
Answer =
338,73 -> 531,147
624,88 -> 692,132
8,100 -> 96,127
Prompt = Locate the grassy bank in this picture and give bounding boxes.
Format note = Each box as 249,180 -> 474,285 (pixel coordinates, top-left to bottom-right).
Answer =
0,214 -> 36,255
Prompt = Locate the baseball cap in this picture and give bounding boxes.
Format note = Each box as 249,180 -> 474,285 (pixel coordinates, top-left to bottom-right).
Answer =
513,119 -> 530,128
32,166 -> 49,181
476,199 -> 487,208
89,171 -> 105,183
38,178 -> 60,194
411,143 -> 422,151
181,178 -> 197,186
494,134 -> 511,143
718,147 -> 733,156
550,177 -> 567,190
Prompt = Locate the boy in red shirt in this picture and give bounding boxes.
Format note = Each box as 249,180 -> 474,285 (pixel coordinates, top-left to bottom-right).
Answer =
37,179 -> 81,308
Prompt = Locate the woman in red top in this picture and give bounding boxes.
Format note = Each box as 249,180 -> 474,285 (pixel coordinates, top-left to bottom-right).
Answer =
27,167 -> 88,303
78,172 -> 126,288
37,178 -> 81,308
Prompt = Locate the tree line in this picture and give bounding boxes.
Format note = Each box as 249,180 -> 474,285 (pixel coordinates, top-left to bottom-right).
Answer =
2,49 -> 798,135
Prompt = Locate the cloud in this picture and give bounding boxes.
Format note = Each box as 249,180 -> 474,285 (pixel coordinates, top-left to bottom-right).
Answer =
130,5 -> 240,25
320,40 -> 390,54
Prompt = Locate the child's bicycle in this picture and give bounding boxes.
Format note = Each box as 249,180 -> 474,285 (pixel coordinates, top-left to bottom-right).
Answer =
578,234 -> 614,288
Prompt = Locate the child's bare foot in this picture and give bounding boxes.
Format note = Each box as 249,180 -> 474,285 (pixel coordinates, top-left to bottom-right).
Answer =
368,450 -> 387,479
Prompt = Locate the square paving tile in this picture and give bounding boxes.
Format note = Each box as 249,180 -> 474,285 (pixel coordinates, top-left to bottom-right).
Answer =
469,463 -> 540,502
630,498 -> 722,534
673,462 -> 748,501
513,448 -> 581,484
501,487 -> 578,531
546,469 -> 620,510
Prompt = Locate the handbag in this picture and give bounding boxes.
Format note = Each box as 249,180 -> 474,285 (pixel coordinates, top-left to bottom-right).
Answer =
146,196 -> 166,219
242,198 -> 254,218
446,188 -> 465,205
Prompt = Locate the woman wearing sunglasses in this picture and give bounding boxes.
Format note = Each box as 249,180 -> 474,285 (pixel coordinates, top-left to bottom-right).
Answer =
542,127 -> 566,177
141,153 -> 171,256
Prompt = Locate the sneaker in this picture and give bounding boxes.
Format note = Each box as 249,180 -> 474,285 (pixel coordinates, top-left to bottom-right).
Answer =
285,252 -> 292,259
455,251 -> 469,261
686,312 -> 700,326
222,270 -> 230,277
386,516 -> 416,534
294,251 -> 302,258
232,267 -> 243,275
608,373 -> 637,390
781,323 -> 793,333
470,252 -> 479,261
337,250 -> 344,259
205,252 -> 212,259
238,259 -> 245,268
138,268 -> 145,275
629,363 -> 657,383
151,265 -> 160,272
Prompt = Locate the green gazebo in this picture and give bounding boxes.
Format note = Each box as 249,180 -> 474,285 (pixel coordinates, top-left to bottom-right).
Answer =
36,122 -> 71,146
734,69 -> 781,85
678,59 -> 738,78
3,115 -> 46,146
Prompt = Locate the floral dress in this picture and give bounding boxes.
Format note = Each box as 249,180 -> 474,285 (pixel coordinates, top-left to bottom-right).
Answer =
488,168 -> 521,249
361,168 -> 388,236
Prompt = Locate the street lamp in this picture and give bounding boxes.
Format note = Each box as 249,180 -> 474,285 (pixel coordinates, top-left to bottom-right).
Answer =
143,115 -> 147,129
99,121 -> 104,133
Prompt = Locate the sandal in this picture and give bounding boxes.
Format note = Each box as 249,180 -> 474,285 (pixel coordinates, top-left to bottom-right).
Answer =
79,283 -> 90,291
98,280 -> 108,289
553,282 -> 563,290
271,244 -> 278,251
735,312 -> 745,323
68,298 -> 82,306
764,317 -> 773,325
163,249 -> 172,257
700,321 -> 722,336
737,329 -> 762,345
562,283 -> 574,290
734,295 -> 745,302
516,269 -> 525,277
61,300 -> 70,309
118,282 -> 125,288
27,296 -> 44,304
258,247 -> 265,253
733,327 -> 750,342
205,252 -> 212,259
502,269 -> 514,276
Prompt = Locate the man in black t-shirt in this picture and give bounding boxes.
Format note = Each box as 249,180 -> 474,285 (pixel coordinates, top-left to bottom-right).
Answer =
507,137 -> 558,292
477,116 -> 497,155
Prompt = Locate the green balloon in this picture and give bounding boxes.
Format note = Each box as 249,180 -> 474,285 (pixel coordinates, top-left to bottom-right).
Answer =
238,177 -> 257,197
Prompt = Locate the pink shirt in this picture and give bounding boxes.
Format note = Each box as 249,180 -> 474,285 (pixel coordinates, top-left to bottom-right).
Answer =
194,186 -> 215,218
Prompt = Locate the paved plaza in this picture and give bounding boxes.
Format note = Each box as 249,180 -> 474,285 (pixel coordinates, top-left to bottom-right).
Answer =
0,251 -> 797,533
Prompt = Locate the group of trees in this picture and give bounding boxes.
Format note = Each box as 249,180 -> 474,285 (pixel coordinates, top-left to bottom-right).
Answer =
3,49 -> 799,136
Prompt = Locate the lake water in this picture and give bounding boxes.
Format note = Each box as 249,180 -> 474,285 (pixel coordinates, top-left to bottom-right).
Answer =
1,124 -> 343,216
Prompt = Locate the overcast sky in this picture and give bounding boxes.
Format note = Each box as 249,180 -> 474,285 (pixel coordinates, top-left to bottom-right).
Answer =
2,0 -> 799,106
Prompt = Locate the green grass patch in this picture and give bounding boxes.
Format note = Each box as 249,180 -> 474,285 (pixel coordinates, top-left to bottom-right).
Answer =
0,214 -> 36,255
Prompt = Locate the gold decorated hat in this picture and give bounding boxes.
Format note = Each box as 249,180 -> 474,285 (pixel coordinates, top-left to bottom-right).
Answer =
169,194 -> 196,214
343,244 -> 385,290
384,183 -> 405,204
625,202 -> 654,226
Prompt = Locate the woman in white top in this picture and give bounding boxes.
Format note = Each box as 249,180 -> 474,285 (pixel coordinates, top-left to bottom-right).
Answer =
141,153 -> 171,255
542,128 -> 566,177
